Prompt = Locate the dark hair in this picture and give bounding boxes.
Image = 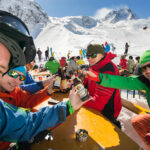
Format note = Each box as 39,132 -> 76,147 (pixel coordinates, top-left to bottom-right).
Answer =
49,57 -> 54,61
76,56 -> 80,60
129,56 -> 133,59
135,56 -> 140,60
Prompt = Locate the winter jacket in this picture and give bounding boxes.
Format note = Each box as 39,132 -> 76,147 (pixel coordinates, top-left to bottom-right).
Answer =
59,57 -> 67,67
77,59 -> 85,66
83,56 -> 121,120
22,72 -> 36,84
0,87 -> 51,111
0,86 -> 52,149
119,58 -> 127,69
127,59 -> 135,73
105,44 -> 110,53
97,74 -> 150,107
106,52 -> 117,60
20,72 -> 44,94
20,81 -> 44,94
0,99 -> 67,142
45,59 -> 60,75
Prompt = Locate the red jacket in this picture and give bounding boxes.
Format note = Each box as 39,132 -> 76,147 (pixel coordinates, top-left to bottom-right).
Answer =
0,87 -> 51,150
59,57 -> 67,67
106,52 -> 117,60
119,58 -> 127,69
83,56 -> 121,119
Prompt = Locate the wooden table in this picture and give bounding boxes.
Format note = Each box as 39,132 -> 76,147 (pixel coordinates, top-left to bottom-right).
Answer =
32,93 -> 140,150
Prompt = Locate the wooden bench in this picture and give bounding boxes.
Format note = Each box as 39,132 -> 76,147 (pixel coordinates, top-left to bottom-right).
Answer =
31,93 -> 140,150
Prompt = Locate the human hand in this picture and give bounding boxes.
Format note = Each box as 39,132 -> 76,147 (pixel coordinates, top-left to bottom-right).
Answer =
43,75 -> 56,87
47,76 -> 56,94
69,87 -> 85,110
83,69 -> 100,82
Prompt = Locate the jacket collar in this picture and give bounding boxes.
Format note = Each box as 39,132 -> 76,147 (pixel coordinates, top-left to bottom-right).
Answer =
90,56 -> 110,71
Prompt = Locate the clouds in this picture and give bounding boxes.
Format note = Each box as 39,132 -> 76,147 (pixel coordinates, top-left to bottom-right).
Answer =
94,5 -> 129,19
94,8 -> 112,19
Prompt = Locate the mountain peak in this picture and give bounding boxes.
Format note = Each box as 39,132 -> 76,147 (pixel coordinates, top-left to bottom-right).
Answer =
103,7 -> 138,23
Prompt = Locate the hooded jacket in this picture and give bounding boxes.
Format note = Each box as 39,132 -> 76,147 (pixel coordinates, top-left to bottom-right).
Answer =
83,56 -> 121,120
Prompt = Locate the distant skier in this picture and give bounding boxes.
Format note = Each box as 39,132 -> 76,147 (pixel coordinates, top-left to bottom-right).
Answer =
124,42 -> 129,55
45,46 -> 49,61
104,41 -> 110,53
37,48 -> 42,62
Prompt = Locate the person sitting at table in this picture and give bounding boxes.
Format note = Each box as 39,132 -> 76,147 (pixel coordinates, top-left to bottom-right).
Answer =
0,65 -> 84,149
83,49 -> 150,149
0,66 -> 55,111
45,57 -> 60,75
19,61 -> 53,94
82,44 -> 122,128
0,10 -> 85,150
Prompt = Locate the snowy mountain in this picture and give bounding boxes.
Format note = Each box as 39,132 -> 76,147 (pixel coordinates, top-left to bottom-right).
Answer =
0,0 -> 150,60
103,8 -> 138,23
35,13 -> 150,59
0,0 -> 49,37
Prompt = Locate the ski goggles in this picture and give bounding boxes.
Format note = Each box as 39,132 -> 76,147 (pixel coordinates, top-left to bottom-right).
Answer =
86,53 -> 97,59
0,13 -> 29,36
8,70 -> 26,81
141,63 -> 150,72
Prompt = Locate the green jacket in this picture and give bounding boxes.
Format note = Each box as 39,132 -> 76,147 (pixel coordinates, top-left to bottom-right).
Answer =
45,60 -> 60,74
97,73 -> 150,107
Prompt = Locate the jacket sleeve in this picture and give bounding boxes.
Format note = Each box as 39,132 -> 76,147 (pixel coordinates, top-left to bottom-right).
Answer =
0,100 -> 67,142
23,73 -> 36,85
98,73 -> 146,90
14,87 -> 50,109
19,81 -> 44,94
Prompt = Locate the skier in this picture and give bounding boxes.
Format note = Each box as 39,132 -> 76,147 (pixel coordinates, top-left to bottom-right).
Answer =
37,48 -> 42,61
45,46 -> 49,61
124,42 -> 129,55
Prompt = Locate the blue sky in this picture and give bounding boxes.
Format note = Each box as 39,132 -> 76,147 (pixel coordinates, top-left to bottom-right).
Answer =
35,0 -> 150,19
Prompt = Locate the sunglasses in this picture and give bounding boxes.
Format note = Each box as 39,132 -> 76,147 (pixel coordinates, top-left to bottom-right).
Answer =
141,63 -> 150,72
86,53 -> 97,59
8,70 -> 26,81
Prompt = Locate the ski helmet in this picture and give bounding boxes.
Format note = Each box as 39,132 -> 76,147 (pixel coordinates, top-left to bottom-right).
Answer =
0,10 -> 36,65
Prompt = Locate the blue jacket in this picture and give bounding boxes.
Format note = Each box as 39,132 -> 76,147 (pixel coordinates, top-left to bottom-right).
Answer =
20,81 -> 44,94
23,72 -> 36,84
20,73 -> 44,94
0,99 -> 67,142
105,44 -> 110,53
